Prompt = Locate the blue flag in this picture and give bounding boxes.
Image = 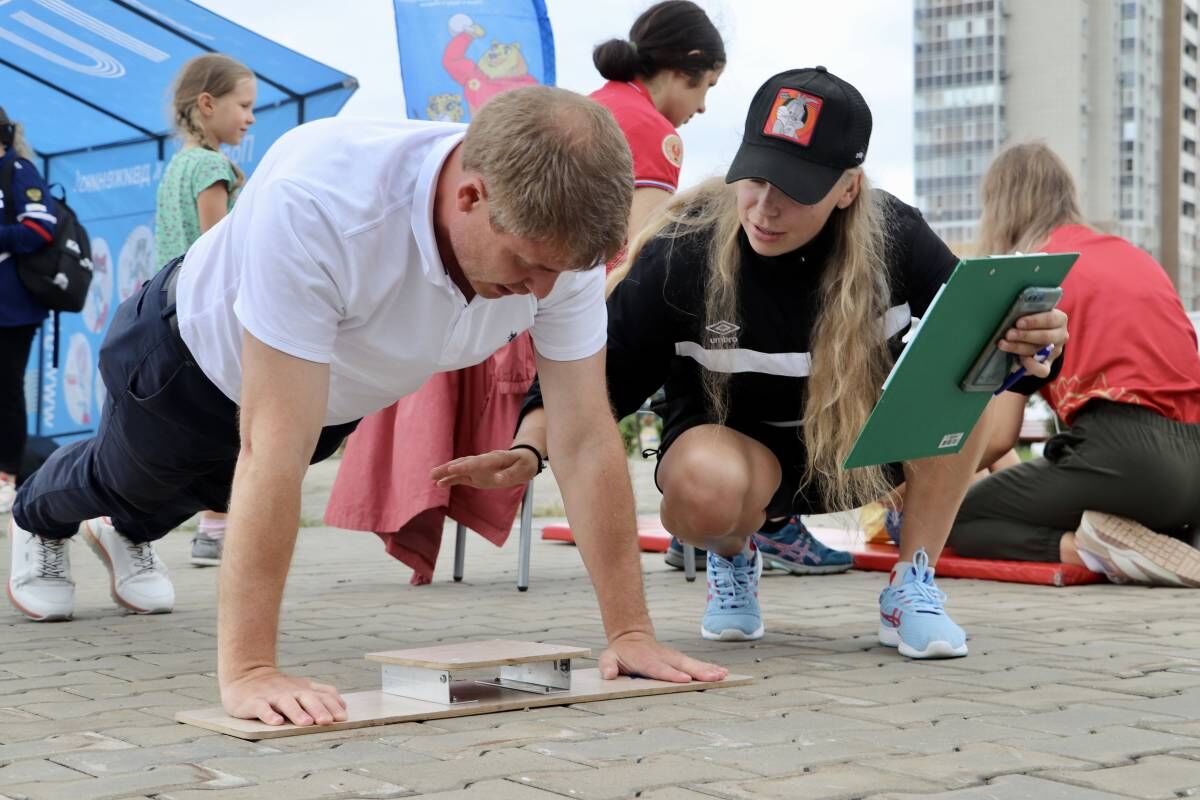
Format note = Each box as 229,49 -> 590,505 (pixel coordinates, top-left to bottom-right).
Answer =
393,0 -> 556,123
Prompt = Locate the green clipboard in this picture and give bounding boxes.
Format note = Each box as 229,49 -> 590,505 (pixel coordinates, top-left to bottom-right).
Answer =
843,252 -> 1078,469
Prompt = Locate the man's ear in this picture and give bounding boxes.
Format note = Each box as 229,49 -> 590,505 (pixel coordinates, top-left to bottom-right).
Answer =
455,176 -> 487,212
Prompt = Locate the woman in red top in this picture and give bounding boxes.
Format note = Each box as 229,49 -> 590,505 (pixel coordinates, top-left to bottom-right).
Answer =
950,142 -> 1200,586
589,1 -> 724,267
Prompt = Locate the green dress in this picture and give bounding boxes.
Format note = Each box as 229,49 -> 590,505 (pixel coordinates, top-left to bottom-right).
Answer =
154,146 -> 238,267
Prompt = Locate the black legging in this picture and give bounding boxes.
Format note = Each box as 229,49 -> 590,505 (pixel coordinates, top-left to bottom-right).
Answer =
0,324 -> 38,476
950,401 -> 1200,561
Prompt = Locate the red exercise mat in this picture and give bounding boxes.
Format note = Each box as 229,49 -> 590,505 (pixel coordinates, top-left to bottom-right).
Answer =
543,517 -> 673,552
542,519 -> 1105,586
815,528 -> 1105,587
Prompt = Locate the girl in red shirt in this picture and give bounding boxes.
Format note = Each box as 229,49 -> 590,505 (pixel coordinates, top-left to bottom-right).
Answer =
950,143 -> 1200,586
588,0 -> 724,265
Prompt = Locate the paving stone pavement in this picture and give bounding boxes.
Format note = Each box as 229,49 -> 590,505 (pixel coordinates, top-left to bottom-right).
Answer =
1,457 -> 1199,799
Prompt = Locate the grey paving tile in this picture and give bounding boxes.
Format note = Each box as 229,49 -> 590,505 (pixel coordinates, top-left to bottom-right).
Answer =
703,762 -> 942,799
350,749 -> 585,794
990,703 -> 1179,735
1040,754 -> 1200,799
998,725 -> 1200,765
519,753 -> 754,800
871,742 -> 1090,785
871,773 -> 1135,799
409,778 -> 566,798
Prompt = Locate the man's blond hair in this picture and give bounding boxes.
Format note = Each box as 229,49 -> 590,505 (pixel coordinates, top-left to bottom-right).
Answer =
462,86 -> 633,269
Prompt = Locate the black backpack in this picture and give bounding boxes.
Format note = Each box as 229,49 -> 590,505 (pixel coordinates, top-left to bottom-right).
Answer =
1,158 -> 93,313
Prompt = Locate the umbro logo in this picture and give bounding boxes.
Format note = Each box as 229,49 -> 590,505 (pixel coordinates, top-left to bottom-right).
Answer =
705,320 -> 740,336
705,320 -> 740,347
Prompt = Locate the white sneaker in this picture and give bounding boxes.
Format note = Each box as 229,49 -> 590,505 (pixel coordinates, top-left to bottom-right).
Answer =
7,517 -> 74,621
0,473 -> 15,515
1076,511 -> 1200,588
82,518 -> 174,614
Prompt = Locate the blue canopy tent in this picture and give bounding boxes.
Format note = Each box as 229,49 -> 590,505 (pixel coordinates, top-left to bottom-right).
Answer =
1,0 -> 357,442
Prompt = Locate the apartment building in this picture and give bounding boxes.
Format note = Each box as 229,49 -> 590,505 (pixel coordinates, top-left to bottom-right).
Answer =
914,0 -> 1199,308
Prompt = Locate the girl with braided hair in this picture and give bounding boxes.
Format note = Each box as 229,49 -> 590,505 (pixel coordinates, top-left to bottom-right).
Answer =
154,53 -> 256,567
156,54 -> 255,268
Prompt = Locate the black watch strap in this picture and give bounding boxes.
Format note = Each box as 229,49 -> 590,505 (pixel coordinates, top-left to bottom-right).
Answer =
509,444 -> 545,475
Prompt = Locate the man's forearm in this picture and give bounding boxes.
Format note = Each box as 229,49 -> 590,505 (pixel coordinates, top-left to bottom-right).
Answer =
217,453 -> 306,684
549,417 -> 653,640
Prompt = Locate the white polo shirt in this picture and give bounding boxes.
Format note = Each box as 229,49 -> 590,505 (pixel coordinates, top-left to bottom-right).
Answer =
178,118 -> 607,426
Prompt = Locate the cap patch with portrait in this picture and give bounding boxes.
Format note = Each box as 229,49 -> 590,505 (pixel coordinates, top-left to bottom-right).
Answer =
762,88 -> 822,147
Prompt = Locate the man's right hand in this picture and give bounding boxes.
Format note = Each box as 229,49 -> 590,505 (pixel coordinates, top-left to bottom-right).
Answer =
221,666 -> 348,726
431,447 -> 540,489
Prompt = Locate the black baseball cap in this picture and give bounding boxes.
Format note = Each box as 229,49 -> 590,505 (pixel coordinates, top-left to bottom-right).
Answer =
726,66 -> 872,205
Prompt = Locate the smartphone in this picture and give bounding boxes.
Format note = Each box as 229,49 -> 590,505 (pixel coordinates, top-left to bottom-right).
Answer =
959,286 -> 1063,392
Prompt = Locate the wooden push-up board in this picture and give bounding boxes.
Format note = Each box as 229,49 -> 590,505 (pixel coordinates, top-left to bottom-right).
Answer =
177,639 -> 752,740
365,639 -> 592,669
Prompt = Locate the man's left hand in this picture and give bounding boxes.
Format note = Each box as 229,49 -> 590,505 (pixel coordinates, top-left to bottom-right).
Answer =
598,631 -> 729,683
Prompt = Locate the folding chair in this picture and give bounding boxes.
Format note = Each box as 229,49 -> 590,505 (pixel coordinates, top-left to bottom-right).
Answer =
452,481 -> 534,591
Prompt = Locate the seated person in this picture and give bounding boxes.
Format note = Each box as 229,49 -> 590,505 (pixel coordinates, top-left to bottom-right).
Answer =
949,142 -> 1200,586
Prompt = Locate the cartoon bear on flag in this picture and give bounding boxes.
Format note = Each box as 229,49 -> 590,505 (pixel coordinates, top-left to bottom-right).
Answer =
441,13 -> 539,116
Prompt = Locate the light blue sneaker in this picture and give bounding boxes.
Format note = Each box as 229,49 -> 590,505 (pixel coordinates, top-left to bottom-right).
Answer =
878,548 -> 967,659
752,517 -> 853,575
701,549 -> 764,641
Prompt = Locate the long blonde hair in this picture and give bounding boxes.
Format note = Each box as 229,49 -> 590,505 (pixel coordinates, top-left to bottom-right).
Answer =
0,106 -> 36,162
169,54 -> 253,187
978,142 -> 1083,255
616,175 -> 896,511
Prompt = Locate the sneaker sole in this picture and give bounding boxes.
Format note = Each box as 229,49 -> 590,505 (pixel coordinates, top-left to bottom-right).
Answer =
189,556 -> 221,567
701,623 -> 764,641
82,523 -> 172,615
759,553 -> 853,575
6,580 -> 72,622
878,625 -> 967,658
1078,513 -> 1200,588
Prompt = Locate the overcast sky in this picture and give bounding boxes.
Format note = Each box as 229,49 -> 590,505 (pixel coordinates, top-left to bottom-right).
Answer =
194,0 -> 915,203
